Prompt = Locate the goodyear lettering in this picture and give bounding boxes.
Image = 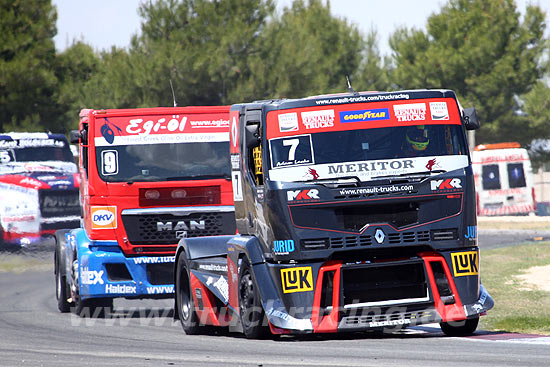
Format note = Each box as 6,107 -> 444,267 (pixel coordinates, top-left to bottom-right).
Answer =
451,251 -> 479,276
281,267 -> 313,293
273,240 -> 295,254
340,108 -> 390,123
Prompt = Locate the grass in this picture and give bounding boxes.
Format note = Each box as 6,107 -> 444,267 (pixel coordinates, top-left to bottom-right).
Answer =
0,252 -> 52,273
480,241 -> 550,335
478,219 -> 550,230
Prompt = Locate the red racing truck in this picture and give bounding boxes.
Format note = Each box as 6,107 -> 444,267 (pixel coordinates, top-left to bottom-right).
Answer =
55,106 -> 235,316
174,89 -> 493,338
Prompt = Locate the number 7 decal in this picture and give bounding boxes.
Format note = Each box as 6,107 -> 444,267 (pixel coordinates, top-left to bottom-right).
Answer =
283,139 -> 300,161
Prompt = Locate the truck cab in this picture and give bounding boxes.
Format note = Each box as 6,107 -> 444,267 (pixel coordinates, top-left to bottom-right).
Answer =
174,90 -> 493,337
55,107 -> 235,316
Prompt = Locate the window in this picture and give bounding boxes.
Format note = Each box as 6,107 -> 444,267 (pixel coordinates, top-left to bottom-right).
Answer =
482,165 -> 501,190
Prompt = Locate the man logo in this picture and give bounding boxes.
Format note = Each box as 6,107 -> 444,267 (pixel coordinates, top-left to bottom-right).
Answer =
451,251 -> 479,276
281,267 -> 313,293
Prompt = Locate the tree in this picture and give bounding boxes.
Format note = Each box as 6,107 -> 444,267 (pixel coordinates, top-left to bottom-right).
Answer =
239,0 -> 365,100
388,0 -> 547,144
0,0 -> 58,132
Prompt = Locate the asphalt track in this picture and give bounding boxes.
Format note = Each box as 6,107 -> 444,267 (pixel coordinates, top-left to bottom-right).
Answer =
1,231 -> 550,367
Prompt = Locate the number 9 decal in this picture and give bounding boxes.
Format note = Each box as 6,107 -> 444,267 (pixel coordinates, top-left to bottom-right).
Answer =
102,150 -> 119,175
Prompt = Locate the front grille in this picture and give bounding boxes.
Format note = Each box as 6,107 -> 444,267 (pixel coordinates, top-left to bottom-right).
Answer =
301,230 -> 436,251
39,189 -> 80,218
342,260 -> 428,307
430,229 -> 458,241
121,211 -> 236,245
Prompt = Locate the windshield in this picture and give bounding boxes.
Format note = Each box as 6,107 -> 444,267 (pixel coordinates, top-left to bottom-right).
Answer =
96,142 -> 230,182
0,138 -> 74,164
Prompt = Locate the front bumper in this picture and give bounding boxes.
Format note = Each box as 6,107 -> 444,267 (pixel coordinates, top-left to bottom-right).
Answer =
78,241 -> 175,300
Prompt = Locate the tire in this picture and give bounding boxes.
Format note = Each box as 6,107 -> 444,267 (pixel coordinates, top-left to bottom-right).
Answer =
238,257 -> 268,339
440,316 -> 479,336
175,251 -> 201,335
54,231 -> 72,313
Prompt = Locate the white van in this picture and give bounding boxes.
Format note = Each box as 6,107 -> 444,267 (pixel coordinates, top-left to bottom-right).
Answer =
472,142 -> 536,216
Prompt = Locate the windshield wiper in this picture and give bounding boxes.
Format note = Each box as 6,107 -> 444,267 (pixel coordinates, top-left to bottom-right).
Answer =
165,174 -> 232,181
372,170 -> 446,181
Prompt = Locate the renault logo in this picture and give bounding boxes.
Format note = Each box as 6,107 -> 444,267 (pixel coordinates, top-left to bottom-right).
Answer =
374,228 -> 385,244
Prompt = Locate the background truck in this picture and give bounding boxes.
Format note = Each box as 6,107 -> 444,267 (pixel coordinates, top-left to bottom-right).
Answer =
472,142 -> 536,216
0,132 -> 80,249
174,89 -> 493,338
55,106 -> 235,316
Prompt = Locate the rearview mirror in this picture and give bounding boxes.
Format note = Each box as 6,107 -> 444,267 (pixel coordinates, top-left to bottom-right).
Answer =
245,124 -> 260,149
464,107 -> 480,130
69,130 -> 80,144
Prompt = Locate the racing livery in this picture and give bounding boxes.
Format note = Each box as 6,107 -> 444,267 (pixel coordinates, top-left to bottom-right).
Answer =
55,107 -> 235,316
0,133 -> 80,249
174,90 -> 493,338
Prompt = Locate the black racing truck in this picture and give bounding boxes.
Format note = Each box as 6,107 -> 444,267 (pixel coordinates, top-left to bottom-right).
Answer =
174,89 -> 493,338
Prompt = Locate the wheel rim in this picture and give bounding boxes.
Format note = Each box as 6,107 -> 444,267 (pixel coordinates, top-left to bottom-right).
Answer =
179,267 -> 191,321
239,271 -> 255,319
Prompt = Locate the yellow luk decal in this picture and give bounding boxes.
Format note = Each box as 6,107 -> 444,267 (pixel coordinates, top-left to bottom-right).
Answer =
281,266 -> 314,293
451,251 -> 479,276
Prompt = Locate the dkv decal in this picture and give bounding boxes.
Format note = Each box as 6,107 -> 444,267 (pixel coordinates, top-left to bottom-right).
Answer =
91,206 -> 117,229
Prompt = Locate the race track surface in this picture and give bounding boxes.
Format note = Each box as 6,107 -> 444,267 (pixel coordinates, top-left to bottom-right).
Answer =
1,260 -> 550,367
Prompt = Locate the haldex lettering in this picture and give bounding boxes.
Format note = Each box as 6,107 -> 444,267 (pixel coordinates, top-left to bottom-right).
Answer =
105,284 -> 137,294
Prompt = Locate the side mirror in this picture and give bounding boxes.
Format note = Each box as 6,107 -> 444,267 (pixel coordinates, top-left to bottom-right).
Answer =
245,124 -> 260,149
464,107 -> 480,130
69,130 -> 80,144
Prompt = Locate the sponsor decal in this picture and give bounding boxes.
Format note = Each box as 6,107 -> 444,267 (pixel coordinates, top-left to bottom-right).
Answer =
211,276 -> 229,303
0,138 -> 65,149
132,256 -> 175,265
369,319 -> 411,328
273,240 -> 295,255
393,103 -> 426,122
305,168 -> 319,180
451,251 -> 479,277
19,177 -> 44,188
156,220 -> 205,239
339,108 -> 390,123
278,112 -> 299,132
478,153 -> 526,164
105,284 -> 137,294
328,159 -> 414,175
91,206 -> 117,229
430,178 -> 462,191
80,268 -> 104,285
146,286 -> 174,295
125,115 -> 187,136
198,264 -> 228,272
287,189 -> 319,202
231,171 -> 243,201
281,266 -> 313,293
266,308 -> 291,322
270,135 -> 314,168
429,102 -> 449,120
465,225 -> 477,240
101,118 -> 122,144
338,184 -> 414,196
231,155 -> 239,170
300,109 -> 335,130
425,158 -> 441,171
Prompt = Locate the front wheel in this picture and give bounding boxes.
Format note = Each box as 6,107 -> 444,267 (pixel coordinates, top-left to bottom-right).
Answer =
54,230 -> 72,313
175,251 -> 200,334
440,316 -> 479,336
238,257 -> 268,339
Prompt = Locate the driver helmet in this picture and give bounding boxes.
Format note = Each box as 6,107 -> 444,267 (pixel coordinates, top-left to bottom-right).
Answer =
406,126 -> 430,151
